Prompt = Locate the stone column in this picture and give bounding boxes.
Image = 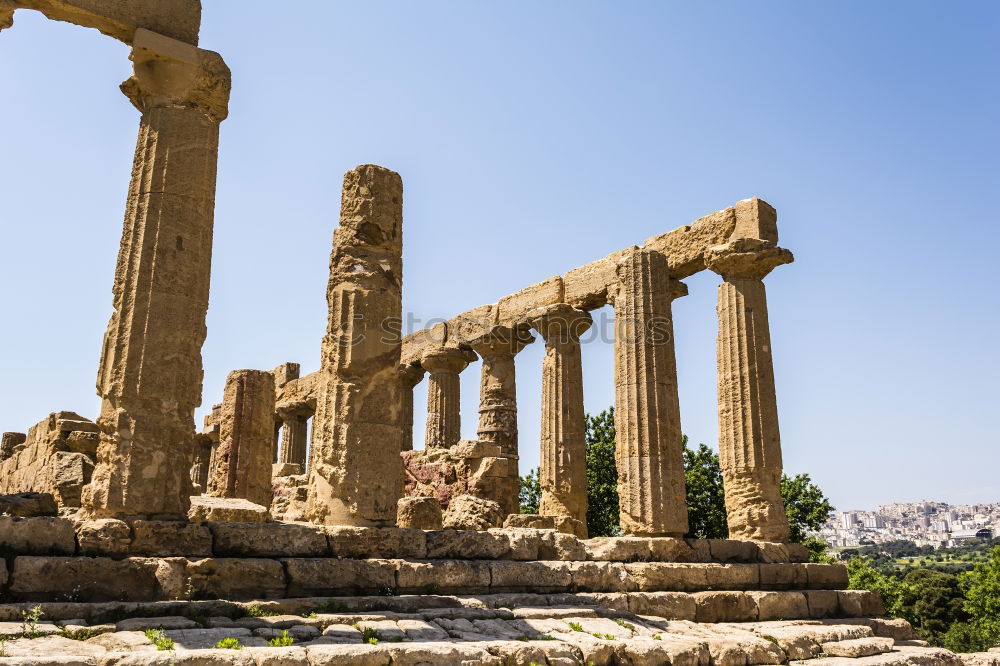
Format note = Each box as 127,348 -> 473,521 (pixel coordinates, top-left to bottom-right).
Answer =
421,346 -> 475,450
82,30 -> 231,519
528,304 -> 592,529
611,248 -> 689,537
206,370 -> 276,507
397,364 -> 425,452
705,237 -> 793,542
277,408 -> 309,466
305,165 -> 404,526
469,325 -> 534,517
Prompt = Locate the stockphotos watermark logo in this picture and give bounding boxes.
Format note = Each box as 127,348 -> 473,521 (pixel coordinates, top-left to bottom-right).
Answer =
341,310 -> 674,347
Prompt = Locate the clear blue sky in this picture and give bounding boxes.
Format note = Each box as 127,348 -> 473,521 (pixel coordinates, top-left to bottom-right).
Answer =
1,1 -> 997,511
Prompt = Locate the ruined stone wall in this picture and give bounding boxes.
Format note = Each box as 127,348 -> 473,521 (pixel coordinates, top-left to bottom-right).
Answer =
0,412 -> 98,507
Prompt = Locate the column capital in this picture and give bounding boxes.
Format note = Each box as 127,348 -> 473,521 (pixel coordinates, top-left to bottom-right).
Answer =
705,238 -> 793,281
120,28 -> 231,123
468,325 -> 535,359
527,304 -> 593,346
668,278 -> 688,301
420,345 -> 476,375
396,363 -> 425,389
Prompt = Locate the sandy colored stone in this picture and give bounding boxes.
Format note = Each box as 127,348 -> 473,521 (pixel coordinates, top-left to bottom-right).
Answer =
0,491 -> 57,516
76,519 -> 132,557
396,496 -> 442,530
82,31 -> 230,521
421,346 -> 475,450
611,249 -> 689,537
503,513 -> 587,539
0,516 -> 76,555
210,521 -> 327,557
206,370 -> 275,507
528,304 -> 592,531
186,557 -> 285,600
188,496 -> 270,523
442,494 -> 504,531
325,525 -> 426,558
469,325 -> 533,516
425,528 -> 508,559
129,520 -> 212,557
283,559 -> 396,597
0,413 -> 97,507
306,165 -> 405,527
9,556 -> 184,602
705,237 -> 793,542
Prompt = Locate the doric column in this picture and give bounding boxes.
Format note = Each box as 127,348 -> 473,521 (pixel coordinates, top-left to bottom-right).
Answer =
528,304 -> 592,530
207,370 -> 276,507
397,364 -> 425,452
469,325 -> 534,517
611,248 -> 689,537
277,408 -> 309,466
705,236 -> 793,542
421,347 -> 475,450
82,30 -> 231,519
306,165 -> 404,527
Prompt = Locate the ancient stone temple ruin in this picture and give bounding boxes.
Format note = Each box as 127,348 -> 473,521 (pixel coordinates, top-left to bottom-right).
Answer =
0,2 -> 983,665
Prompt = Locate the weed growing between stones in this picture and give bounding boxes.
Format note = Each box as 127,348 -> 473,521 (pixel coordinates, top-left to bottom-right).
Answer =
568,621 -> 584,631
245,603 -> 279,617
215,637 -> 243,649
268,630 -> 295,647
21,605 -> 43,638
144,629 -> 175,651
614,618 -> 635,632
360,627 -> 382,645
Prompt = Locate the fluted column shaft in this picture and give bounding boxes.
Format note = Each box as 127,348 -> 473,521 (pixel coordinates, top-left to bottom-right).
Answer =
397,364 -> 425,452
529,304 -> 592,528
611,248 -> 689,537
471,326 -> 534,517
706,237 -> 793,542
83,33 -> 231,519
207,370 -> 276,506
305,165 -> 405,527
278,411 -> 309,466
422,347 -> 474,449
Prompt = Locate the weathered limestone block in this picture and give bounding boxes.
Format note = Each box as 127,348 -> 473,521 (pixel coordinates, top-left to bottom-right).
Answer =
396,496 -> 443,530
5,0 -> 202,45
402,440 -> 512,510
0,491 -> 57,517
528,304 -> 592,531
425,529 -> 509,559
641,205 -> 738,277
692,590 -> 758,622
187,496 -> 270,523
503,513 -> 587,539
628,592 -> 697,620
469,325 -> 533,517
206,370 -> 276,507
0,412 -> 97,507
442,494 -> 504,531
186,558 -> 286,600
210,521 -> 328,557
283,559 -> 397,597
10,556 -> 185,602
306,165 -> 405,527
497,276 -> 563,325
76,519 -> 132,556
84,31 -> 231,520
0,432 -> 25,459
421,346 -> 475,450
130,520 -> 212,557
706,235 -> 793,542
611,248 -> 689,537
396,560 -> 492,594
269,471 -> 308,522
326,526 -> 426,558
0,516 -> 76,554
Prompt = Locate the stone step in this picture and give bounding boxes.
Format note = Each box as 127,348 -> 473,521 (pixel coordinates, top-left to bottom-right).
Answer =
2,556 -> 854,603
0,515 -> 811,564
0,618 -> 962,666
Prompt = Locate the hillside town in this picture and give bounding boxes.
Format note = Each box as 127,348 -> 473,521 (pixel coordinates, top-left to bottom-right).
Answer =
819,500 -> 1000,549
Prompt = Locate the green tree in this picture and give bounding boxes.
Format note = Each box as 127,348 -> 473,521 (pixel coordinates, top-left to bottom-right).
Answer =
901,569 -> 967,643
959,547 -> 1000,650
847,557 -> 909,620
519,467 -> 540,514
683,441 -> 728,539
781,473 -> 835,543
584,408 -> 620,537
